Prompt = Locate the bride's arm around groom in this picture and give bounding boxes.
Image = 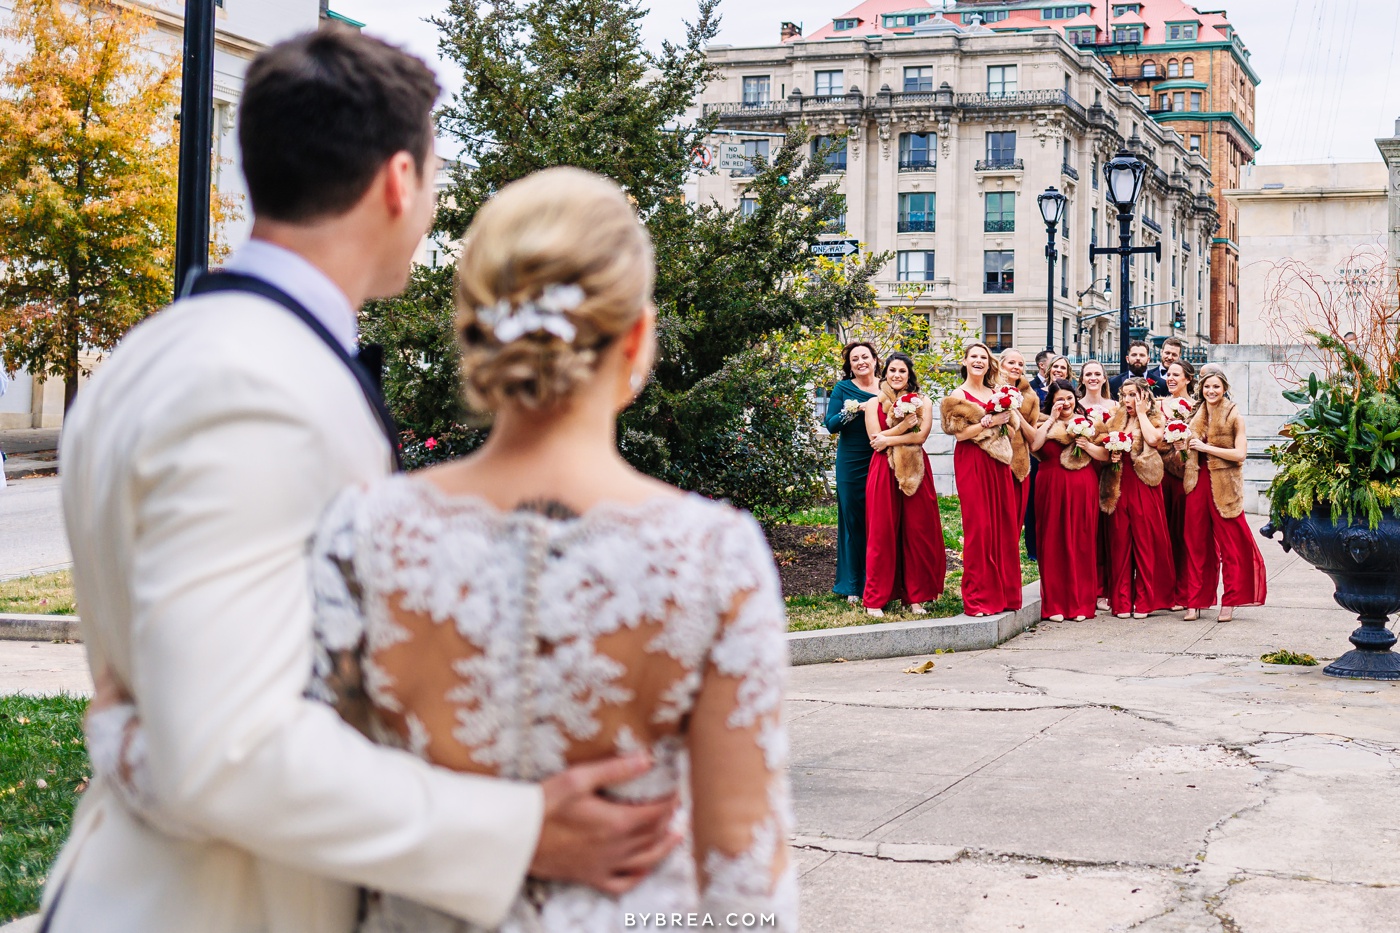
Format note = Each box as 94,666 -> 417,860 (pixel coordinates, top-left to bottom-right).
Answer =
42,31 -> 675,933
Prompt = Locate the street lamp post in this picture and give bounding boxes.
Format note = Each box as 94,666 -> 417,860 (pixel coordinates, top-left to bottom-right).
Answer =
1037,186 -> 1067,354
1089,149 -> 1161,372
173,0 -> 217,298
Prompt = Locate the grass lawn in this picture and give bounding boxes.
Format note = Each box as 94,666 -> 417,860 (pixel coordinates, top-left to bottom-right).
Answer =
0,695 -> 89,922
0,572 -> 77,616
783,494 -> 1039,631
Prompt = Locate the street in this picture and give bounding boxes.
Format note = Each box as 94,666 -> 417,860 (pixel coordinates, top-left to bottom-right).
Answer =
0,476 -> 69,579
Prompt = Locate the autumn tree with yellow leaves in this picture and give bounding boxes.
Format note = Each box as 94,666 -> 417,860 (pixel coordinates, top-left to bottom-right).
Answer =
0,0 -> 232,411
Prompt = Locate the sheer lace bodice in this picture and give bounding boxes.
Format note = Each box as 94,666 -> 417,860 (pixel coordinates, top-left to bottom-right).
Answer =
309,477 -> 796,932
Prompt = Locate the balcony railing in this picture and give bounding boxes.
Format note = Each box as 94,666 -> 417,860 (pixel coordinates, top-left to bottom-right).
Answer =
818,156 -> 848,173
1142,216 -> 1163,234
1169,170 -> 1190,191
877,279 -> 953,302
976,158 -> 1023,172
984,280 -> 1014,294
897,218 -> 936,233
1193,193 -> 1216,211
1061,162 -> 1079,180
984,219 -> 1015,233
957,89 -> 1086,121
706,87 -> 1090,125
898,156 -> 936,172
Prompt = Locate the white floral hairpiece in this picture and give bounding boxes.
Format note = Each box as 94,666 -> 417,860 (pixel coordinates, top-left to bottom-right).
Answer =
477,283 -> 585,344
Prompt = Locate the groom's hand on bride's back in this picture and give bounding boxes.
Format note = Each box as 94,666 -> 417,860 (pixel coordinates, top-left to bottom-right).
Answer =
532,755 -> 681,895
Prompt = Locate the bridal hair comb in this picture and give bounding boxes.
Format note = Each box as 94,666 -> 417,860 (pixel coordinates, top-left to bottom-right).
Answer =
477,283 -> 585,344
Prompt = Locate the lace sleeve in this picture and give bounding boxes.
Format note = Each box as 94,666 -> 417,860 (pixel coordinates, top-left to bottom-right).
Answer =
689,513 -> 797,930
307,486 -> 374,737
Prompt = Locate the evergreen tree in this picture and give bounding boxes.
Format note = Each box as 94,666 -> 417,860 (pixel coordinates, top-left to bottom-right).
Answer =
365,0 -> 888,517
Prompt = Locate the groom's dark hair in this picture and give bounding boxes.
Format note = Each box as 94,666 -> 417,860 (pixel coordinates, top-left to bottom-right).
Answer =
239,30 -> 441,223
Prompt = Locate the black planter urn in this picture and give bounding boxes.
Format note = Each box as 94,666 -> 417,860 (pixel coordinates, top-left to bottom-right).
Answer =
1261,508 -> 1400,680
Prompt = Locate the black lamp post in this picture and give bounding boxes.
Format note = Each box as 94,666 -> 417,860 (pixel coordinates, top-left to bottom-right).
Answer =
1037,186 -> 1067,353
1090,149 -> 1161,372
173,0 -> 217,298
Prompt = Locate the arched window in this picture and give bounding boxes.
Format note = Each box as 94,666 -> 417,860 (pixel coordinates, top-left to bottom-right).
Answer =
1183,58 -> 1194,77
1142,59 -> 1157,77
1167,59 -> 1180,77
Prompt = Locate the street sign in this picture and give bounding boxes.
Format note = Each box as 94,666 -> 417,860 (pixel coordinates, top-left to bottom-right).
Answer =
717,142 -> 747,171
810,239 -> 860,258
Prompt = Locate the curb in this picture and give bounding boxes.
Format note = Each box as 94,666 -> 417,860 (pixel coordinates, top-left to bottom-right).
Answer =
786,581 -> 1042,666
0,613 -> 80,642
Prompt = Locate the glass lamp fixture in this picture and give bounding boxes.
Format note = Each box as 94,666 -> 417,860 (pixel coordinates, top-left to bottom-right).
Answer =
1103,149 -> 1147,212
1037,186 -> 1068,227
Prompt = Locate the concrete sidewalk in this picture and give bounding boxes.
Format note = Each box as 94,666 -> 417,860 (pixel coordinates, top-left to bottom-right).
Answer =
2,428 -> 59,479
3,514 -> 1399,931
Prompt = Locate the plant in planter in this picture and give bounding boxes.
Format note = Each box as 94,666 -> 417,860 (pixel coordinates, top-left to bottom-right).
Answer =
1260,255 -> 1400,679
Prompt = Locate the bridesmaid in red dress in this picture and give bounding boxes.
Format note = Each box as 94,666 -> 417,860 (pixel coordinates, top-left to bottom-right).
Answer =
1174,369 -> 1268,621
1157,360 -> 1198,609
940,342 -> 1023,617
1031,380 -> 1108,620
863,353 -> 947,616
1097,378 -> 1177,618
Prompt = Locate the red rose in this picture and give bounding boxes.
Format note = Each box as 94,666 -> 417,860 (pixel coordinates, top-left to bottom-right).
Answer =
425,437 -> 438,450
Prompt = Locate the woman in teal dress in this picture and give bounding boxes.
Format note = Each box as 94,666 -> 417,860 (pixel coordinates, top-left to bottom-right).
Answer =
825,342 -> 881,601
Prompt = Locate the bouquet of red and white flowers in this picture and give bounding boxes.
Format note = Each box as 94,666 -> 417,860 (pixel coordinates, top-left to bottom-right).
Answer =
1165,397 -> 1194,421
893,392 -> 924,424
1066,415 -> 1096,458
1163,419 -> 1191,461
1102,430 -> 1134,470
985,385 -> 1021,435
1083,406 -> 1111,428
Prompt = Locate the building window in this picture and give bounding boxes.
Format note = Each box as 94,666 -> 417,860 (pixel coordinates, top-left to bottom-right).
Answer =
739,198 -> 758,218
1159,93 -> 1170,110
1091,207 -> 1098,247
1112,3 -> 1142,14
1173,91 -> 1186,111
811,135 -> 847,172
883,12 -> 931,28
898,132 -> 936,170
736,138 -> 769,175
1042,5 -> 1091,20
1091,157 -> 1099,188
903,66 -> 933,93
826,195 -> 847,232
983,312 -> 1014,350
897,250 -> 936,282
1167,59 -> 1180,77
984,250 -> 1014,293
986,131 -> 1016,164
1167,23 -> 1197,41
985,191 -> 1015,232
898,192 -> 935,232
1067,27 -> 1097,45
1189,135 -> 1201,151
815,70 -> 843,97
833,17 -> 859,31
1142,60 -> 1157,77
1183,58 -> 1195,77
1112,26 -> 1143,43
1190,92 -> 1203,112
987,65 -> 1017,97
742,76 -> 771,106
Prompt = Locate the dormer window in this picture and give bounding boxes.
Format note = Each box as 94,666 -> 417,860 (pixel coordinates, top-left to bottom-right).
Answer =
1112,26 -> 1143,43
1042,4 -> 1090,19
1167,22 -> 1198,41
1066,27 -> 1097,45
1112,3 -> 1142,14
963,10 -> 1009,24
883,12 -> 931,28
833,18 -> 859,31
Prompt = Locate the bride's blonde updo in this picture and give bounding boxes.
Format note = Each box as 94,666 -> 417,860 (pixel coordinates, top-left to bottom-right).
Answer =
455,166 -> 654,411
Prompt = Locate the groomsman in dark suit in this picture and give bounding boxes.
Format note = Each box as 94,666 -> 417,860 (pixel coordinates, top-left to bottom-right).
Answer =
1028,349 -> 1052,402
1108,339 -> 1152,399
1143,336 -> 1183,398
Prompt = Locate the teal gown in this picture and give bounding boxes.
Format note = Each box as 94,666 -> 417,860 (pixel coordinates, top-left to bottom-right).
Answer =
825,379 -> 877,597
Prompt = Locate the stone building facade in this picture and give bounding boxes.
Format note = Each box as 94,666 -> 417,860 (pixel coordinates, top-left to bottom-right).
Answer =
698,18 -> 1217,361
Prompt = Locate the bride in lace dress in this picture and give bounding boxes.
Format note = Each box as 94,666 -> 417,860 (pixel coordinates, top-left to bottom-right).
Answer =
310,167 -> 795,931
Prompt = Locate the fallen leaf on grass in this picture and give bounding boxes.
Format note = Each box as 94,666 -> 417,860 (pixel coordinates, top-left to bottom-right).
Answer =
903,660 -> 936,674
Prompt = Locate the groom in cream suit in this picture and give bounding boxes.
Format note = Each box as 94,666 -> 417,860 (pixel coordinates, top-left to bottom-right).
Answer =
44,31 -> 676,933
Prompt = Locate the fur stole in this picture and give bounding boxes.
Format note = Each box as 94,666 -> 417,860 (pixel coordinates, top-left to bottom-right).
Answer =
1004,377 -> 1042,483
1096,404 -> 1165,514
880,381 -> 925,496
1042,419 -> 1094,471
940,393 -> 1014,466
1182,399 -> 1245,518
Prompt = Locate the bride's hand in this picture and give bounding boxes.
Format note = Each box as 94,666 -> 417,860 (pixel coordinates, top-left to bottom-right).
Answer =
532,756 -> 681,895
871,434 -> 892,451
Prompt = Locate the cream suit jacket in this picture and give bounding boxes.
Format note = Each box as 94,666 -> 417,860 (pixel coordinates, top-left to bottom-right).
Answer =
45,290 -> 543,933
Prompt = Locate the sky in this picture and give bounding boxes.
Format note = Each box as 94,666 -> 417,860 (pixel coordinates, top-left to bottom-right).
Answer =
330,0 -> 1400,166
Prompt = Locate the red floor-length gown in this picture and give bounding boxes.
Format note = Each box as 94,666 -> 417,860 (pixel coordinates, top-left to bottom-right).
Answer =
1160,468 -> 1189,606
1182,459 -> 1268,609
864,407 -> 947,609
1034,439 -> 1100,619
954,390 -> 1023,616
1105,455 -> 1177,616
